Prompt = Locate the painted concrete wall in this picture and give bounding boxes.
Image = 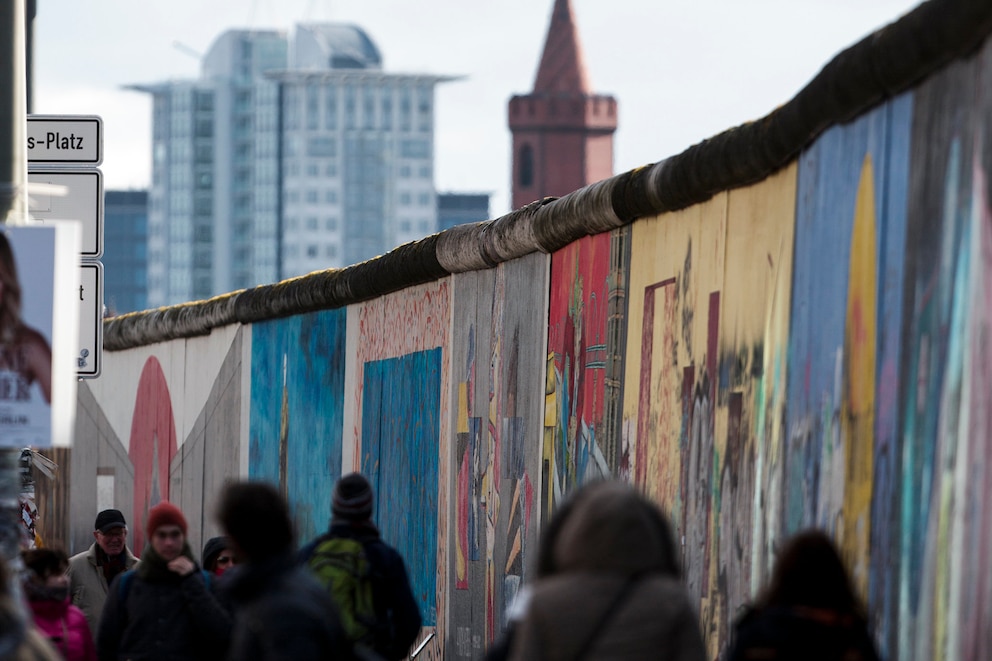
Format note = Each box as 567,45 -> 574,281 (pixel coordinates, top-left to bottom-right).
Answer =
65,27 -> 992,661
448,253 -> 548,657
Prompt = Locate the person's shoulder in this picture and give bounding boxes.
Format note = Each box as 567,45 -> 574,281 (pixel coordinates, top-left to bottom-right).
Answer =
298,535 -> 326,564
67,545 -> 95,568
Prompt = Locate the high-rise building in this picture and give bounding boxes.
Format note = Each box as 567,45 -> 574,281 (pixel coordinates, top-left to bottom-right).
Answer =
437,192 -> 490,231
508,0 -> 617,210
103,190 -> 149,315
132,25 -> 452,307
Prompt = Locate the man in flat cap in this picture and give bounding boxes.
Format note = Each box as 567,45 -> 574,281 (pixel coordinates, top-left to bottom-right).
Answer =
68,508 -> 139,635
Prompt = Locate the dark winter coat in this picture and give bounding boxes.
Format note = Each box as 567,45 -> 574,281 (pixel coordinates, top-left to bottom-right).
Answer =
96,544 -> 231,661
223,553 -> 351,661
507,481 -> 707,661
300,521 -> 422,660
728,605 -> 881,661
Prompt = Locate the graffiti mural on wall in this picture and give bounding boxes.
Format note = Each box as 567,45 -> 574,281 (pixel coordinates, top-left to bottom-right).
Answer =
75,34 -> 992,661
354,281 -> 450,659
621,165 -> 799,654
249,309 -> 347,543
128,356 -> 178,554
622,194 -> 729,649
546,231 -> 627,511
362,349 -> 441,626
448,255 -> 546,658
895,53 -> 992,660
786,96 -> 912,659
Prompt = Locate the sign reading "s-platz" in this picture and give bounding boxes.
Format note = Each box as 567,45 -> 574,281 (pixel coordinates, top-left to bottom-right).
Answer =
26,115 -> 102,165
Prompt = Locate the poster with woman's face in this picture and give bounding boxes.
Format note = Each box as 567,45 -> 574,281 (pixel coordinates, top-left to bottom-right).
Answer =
0,224 -> 77,448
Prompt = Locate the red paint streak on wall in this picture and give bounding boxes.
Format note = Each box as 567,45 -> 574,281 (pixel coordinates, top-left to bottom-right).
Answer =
549,234 -> 611,430
708,292 -> 720,405
635,285 -> 657,489
636,279 -> 676,488
128,356 -> 177,553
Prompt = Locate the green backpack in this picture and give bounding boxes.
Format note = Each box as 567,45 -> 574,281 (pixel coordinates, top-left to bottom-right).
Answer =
308,537 -> 377,646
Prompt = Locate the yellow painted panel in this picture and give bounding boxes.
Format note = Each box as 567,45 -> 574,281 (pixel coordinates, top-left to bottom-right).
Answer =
621,164 -> 798,656
840,154 -> 877,599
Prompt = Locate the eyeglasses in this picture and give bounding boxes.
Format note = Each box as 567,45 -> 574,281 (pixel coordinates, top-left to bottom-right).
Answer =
98,529 -> 126,539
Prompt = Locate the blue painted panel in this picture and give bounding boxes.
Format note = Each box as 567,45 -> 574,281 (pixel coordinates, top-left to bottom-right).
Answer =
361,348 -> 442,626
787,94 -> 912,655
249,309 -> 347,542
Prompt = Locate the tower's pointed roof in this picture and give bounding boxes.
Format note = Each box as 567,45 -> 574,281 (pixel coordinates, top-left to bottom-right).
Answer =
532,0 -> 591,94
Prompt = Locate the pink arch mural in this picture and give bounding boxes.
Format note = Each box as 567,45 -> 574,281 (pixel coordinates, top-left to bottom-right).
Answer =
127,356 -> 178,553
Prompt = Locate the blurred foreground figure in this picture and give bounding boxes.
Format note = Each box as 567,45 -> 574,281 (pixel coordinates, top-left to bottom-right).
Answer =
0,554 -> 60,661
218,481 -> 352,661
507,480 -> 707,661
22,548 -> 96,661
727,529 -> 880,661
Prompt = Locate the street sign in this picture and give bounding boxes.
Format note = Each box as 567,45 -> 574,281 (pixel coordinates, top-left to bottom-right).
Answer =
26,115 -> 102,166
28,169 -> 103,258
78,262 -> 103,379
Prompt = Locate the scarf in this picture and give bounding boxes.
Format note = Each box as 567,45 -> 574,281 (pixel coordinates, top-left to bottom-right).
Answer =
97,545 -> 128,585
137,542 -> 197,583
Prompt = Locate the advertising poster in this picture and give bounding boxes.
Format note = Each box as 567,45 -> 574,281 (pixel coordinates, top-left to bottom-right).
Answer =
0,224 -> 79,448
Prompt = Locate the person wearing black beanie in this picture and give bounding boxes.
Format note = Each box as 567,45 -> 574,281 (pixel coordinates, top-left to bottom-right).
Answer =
299,472 -> 422,660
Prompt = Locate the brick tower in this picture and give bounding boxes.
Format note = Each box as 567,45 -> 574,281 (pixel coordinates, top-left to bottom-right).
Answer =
508,0 -> 618,210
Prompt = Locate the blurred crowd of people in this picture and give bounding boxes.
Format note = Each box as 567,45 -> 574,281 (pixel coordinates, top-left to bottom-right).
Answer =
0,477 -> 880,661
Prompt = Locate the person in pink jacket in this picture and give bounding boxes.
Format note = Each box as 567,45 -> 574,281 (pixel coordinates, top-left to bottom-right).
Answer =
22,548 -> 97,661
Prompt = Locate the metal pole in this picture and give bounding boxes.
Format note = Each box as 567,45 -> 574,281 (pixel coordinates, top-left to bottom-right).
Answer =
26,0 -> 36,114
1,0 -> 27,225
0,0 -> 29,655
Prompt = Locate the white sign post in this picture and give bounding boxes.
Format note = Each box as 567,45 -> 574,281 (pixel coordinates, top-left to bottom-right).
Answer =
27,169 -> 103,258
27,114 -> 104,379
77,263 -> 103,378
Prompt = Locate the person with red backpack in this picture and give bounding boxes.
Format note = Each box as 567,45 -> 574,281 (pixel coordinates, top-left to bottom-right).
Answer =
299,473 -> 422,660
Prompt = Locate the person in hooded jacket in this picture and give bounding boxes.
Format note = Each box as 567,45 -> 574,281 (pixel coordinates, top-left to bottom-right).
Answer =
22,548 -> 96,661
507,480 -> 707,661
726,529 -> 880,661
201,537 -> 238,578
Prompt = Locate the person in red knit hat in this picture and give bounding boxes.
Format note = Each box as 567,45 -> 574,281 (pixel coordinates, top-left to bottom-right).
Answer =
96,501 -> 231,661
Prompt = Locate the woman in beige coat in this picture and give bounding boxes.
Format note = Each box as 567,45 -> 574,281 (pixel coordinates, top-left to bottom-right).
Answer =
508,481 -> 707,661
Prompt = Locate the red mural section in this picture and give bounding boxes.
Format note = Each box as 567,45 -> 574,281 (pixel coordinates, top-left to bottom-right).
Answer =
547,233 -> 611,504
128,357 -> 178,553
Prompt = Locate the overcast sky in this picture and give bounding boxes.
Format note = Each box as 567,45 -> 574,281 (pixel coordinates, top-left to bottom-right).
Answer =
33,0 -> 922,216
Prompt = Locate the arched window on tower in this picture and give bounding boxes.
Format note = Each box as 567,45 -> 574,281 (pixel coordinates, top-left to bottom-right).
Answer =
519,144 -> 534,187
